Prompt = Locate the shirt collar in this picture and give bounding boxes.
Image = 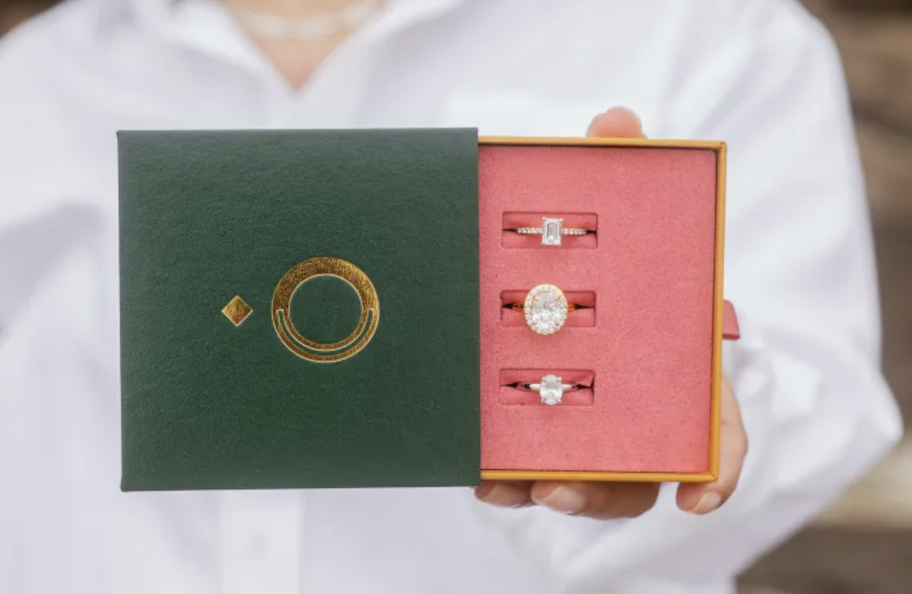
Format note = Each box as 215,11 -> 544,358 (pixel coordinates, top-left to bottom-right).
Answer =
116,0 -> 472,39
101,0 -> 471,84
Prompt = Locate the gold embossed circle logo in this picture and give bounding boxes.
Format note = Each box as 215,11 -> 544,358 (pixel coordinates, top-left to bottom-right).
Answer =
271,257 -> 379,363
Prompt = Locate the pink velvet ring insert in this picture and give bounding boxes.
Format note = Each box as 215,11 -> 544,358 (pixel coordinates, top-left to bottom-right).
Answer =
479,141 -> 721,476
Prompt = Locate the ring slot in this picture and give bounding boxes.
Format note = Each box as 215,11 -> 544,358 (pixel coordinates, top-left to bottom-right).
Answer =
502,212 -> 598,249
498,369 -> 595,406
500,290 -> 597,328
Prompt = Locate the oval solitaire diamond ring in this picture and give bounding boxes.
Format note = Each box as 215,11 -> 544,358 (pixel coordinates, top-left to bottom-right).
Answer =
514,375 -> 582,405
512,217 -> 591,246
508,284 -> 581,335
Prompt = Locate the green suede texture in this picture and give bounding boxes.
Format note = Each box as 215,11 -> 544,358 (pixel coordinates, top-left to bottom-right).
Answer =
119,129 -> 480,490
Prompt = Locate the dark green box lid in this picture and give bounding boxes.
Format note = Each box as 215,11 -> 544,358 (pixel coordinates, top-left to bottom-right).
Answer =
119,129 -> 480,490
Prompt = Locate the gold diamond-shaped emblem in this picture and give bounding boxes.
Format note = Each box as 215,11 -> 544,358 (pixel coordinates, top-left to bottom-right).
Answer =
222,295 -> 253,326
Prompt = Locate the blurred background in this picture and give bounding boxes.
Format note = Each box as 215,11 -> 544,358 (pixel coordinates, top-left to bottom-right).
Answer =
1,0 -> 910,592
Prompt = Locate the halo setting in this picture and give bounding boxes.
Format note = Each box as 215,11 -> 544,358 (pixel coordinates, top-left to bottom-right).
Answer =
524,284 -> 569,335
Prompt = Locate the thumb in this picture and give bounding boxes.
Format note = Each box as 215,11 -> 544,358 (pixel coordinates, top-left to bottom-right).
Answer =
587,107 -> 646,139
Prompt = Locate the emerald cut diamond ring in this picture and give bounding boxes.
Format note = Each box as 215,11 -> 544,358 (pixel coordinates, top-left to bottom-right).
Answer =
512,217 -> 591,246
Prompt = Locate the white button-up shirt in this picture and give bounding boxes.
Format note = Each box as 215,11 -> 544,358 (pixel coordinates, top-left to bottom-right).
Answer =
0,0 -> 902,592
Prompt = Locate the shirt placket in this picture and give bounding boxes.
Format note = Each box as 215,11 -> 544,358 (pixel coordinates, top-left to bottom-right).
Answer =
127,2 -> 470,593
220,491 -> 302,594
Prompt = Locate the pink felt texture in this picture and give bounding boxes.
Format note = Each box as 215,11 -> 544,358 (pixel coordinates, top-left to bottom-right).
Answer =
499,370 -> 595,406
502,212 -> 598,249
479,144 -> 718,473
500,290 -> 596,327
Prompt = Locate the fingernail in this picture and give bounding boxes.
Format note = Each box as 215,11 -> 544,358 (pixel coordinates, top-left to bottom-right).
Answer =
476,484 -> 527,509
688,492 -> 722,515
534,486 -> 586,515
604,106 -> 642,127
474,483 -> 494,499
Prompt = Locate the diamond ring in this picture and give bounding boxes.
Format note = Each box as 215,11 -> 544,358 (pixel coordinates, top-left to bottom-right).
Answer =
512,375 -> 583,405
507,284 -> 581,335
512,217 -> 592,246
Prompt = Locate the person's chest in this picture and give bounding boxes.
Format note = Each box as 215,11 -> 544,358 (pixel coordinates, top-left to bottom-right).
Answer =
4,0 -> 681,403
42,0 -> 675,158
0,4 -> 728,593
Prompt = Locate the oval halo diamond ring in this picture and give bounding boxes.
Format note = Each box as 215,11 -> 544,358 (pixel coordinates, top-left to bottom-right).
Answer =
515,374 -> 582,405
513,217 -> 591,246
508,284 -> 580,335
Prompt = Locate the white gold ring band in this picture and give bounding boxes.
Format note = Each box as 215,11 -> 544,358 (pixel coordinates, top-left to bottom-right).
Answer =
517,382 -> 579,392
510,374 -> 583,405
513,227 -> 590,236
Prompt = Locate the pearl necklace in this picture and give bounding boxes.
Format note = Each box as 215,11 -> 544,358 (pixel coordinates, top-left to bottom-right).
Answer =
230,0 -> 382,40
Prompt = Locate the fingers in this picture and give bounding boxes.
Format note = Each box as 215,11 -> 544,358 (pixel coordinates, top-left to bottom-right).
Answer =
477,378 -> 745,518
677,376 -> 748,514
530,481 -> 660,520
474,480 -> 533,508
586,106 -> 645,139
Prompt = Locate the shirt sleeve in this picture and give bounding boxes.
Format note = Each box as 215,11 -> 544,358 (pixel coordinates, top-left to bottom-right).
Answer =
472,2 -> 902,590
669,1 -> 904,577
0,19 -> 106,342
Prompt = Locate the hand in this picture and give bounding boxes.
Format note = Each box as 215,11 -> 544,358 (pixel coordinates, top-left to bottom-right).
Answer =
475,108 -> 748,519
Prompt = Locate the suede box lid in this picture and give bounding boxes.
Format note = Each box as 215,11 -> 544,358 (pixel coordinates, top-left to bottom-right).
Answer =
118,129 -> 480,490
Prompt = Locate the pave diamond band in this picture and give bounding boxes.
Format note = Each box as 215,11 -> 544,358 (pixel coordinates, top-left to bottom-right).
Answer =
507,284 -> 581,335
514,374 -> 582,405
512,217 -> 592,246
514,227 -> 589,235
